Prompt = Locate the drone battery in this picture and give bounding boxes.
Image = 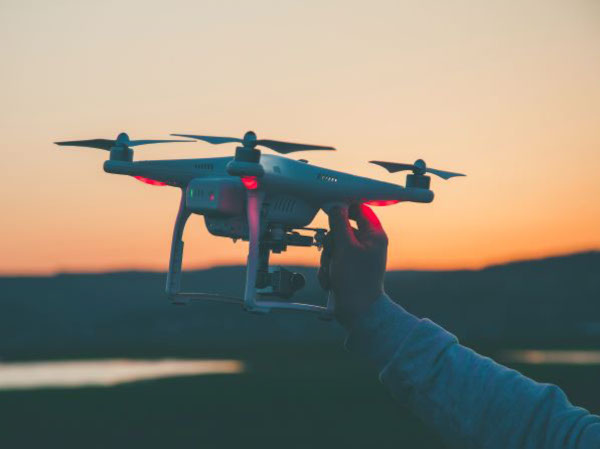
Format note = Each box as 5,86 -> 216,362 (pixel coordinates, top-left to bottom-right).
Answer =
186,178 -> 244,216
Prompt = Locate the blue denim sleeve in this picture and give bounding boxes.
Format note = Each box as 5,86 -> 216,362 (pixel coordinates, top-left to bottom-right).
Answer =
345,294 -> 600,449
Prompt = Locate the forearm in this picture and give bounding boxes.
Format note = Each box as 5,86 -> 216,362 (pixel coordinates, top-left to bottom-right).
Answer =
346,294 -> 600,449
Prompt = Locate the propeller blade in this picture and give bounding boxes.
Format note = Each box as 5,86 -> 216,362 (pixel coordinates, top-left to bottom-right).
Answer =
54,139 -> 115,150
370,160 -> 465,180
171,134 -> 243,145
129,139 -> 193,147
369,160 -> 415,173
256,140 -> 335,154
426,168 -> 466,180
56,136 -> 193,150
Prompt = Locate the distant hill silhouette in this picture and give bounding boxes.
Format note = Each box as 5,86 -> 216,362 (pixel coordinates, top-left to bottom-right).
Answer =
385,251 -> 600,347
1,251 -> 598,361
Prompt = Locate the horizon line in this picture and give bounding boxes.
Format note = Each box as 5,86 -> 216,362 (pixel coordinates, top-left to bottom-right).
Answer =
1,249 -> 597,278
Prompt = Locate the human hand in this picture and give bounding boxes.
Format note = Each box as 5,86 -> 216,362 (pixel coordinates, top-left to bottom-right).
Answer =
318,203 -> 388,329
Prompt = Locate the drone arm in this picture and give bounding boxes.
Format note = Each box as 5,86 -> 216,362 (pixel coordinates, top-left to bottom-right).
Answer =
104,160 -> 194,187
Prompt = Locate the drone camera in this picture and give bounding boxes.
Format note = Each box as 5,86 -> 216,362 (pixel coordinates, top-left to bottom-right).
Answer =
256,267 -> 306,299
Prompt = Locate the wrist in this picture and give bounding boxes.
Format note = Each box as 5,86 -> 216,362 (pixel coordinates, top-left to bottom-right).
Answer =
335,289 -> 383,331
344,294 -> 421,372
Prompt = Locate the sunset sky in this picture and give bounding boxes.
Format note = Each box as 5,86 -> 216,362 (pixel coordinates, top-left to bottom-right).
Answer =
1,0 -> 599,275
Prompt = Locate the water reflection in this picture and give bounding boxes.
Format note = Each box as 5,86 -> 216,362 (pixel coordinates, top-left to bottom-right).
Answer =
500,350 -> 600,365
0,359 -> 245,390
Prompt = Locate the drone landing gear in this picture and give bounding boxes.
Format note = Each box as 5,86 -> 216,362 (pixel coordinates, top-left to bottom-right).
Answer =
166,191 -> 244,306
166,189 -> 334,319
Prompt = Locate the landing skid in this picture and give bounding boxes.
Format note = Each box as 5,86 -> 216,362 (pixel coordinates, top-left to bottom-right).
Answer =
166,189 -> 335,319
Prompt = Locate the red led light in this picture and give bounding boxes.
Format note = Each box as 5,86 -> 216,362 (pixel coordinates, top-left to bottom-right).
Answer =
364,200 -> 400,206
241,176 -> 258,190
133,176 -> 167,186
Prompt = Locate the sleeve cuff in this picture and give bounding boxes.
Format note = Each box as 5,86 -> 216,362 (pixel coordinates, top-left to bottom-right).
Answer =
345,293 -> 421,372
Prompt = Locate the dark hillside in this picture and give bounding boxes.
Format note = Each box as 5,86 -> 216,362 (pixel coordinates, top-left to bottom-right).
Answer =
1,251 -> 598,360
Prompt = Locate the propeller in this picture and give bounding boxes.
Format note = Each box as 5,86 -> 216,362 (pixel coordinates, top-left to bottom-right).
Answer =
170,131 -> 335,154
55,132 -> 192,150
369,159 -> 465,180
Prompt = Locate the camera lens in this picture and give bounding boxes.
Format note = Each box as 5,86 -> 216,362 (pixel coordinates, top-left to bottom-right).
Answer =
290,273 -> 306,291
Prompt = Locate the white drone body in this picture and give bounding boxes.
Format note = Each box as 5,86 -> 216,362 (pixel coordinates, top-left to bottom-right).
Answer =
56,131 -> 464,318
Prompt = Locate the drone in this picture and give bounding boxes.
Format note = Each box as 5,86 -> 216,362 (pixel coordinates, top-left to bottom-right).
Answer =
55,131 -> 464,318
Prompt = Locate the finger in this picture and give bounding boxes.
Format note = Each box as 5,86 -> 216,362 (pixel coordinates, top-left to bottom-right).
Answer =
350,203 -> 385,235
318,232 -> 333,290
322,232 -> 334,258
328,206 -> 358,247
317,265 -> 330,290
320,242 -> 331,267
